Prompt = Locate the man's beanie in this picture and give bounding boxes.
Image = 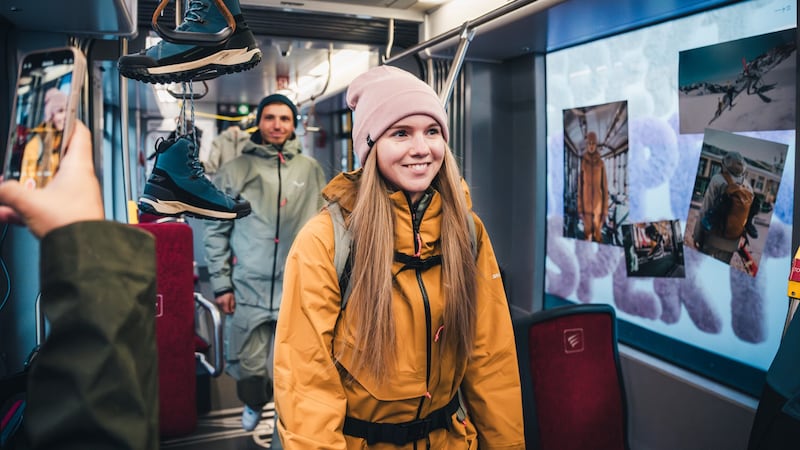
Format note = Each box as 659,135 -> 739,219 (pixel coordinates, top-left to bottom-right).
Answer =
723,151 -> 746,176
256,93 -> 298,127
346,65 -> 449,165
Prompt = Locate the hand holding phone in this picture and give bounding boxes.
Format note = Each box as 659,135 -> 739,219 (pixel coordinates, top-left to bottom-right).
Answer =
3,46 -> 86,189
0,121 -> 104,238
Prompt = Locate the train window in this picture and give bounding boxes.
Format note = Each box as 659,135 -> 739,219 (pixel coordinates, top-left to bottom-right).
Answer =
544,0 -> 796,396
334,109 -> 356,172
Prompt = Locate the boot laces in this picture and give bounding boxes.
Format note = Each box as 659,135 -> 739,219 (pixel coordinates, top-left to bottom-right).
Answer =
178,0 -> 209,29
187,141 -> 207,179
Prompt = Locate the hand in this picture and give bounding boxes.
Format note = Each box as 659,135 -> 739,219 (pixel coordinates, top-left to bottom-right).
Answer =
0,122 -> 103,238
215,292 -> 235,315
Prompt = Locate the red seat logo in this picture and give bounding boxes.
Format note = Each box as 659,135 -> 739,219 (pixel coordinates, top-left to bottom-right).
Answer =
563,328 -> 584,354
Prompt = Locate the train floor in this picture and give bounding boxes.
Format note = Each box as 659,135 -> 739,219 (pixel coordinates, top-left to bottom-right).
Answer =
159,371 -> 279,449
166,268 -> 281,449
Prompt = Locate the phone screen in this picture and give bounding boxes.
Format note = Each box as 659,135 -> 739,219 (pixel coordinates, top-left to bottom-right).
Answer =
4,48 -> 80,189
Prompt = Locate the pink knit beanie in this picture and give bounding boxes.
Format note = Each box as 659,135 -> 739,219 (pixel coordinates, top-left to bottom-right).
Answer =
44,88 -> 67,122
346,65 -> 449,165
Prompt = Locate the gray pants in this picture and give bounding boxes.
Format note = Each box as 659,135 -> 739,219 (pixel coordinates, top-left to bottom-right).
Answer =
227,320 -> 276,410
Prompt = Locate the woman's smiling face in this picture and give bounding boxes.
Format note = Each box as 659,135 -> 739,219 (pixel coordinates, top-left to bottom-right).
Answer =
375,114 -> 445,203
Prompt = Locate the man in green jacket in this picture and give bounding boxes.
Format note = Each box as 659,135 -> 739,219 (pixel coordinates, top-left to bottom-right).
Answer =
203,94 -> 325,432
0,122 -> 159,450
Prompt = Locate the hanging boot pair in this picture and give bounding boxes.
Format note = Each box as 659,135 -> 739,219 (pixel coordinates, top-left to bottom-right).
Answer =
119,0 -> 260,220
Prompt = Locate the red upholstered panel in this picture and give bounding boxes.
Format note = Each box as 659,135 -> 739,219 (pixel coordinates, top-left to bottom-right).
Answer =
136,223 -> 197,437
527,312 -> 626,450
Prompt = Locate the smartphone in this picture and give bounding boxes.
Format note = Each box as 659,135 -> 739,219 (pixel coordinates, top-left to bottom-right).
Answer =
3,46 -> 86,189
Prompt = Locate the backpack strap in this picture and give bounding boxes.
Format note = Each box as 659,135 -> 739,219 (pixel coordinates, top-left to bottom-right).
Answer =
722,171 -> 735,186
466,211 -> 477,260
328,201 -> 478,311
328,202 -> 355,309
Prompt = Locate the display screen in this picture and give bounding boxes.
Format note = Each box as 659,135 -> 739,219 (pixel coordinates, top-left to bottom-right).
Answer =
545,0 -> 796,393
4,48 -> 78,189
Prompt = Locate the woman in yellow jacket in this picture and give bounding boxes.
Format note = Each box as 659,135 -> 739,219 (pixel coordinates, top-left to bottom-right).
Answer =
19,87 -> 67,189
273,65 -> 525,449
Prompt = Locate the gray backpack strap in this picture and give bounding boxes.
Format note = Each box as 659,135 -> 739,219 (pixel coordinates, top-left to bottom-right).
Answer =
467,212 -> 477,260
328,202 -> 354,309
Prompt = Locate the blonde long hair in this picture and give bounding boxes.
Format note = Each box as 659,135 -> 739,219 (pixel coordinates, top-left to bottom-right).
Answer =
344,144 -> 477,382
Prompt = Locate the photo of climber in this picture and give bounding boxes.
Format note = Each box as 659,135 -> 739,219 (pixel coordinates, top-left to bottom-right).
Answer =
678,28 -> 796,134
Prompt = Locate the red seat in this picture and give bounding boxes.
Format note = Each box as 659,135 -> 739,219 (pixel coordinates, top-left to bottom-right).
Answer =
513,303 -> 630,450
135,222 -> 197,438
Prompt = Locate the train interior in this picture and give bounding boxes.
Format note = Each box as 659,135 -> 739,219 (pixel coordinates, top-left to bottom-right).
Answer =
1,0 -> 799,449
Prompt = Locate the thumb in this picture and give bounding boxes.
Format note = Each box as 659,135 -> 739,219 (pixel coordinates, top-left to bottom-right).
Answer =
0,179 -> 31,219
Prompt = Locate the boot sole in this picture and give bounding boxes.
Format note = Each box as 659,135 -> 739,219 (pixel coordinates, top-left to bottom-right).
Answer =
138,196 -> 251,221
120,49 -> 261,84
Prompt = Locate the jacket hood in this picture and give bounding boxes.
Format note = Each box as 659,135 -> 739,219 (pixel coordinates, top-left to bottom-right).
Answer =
321,168 -> 473,213
242,133 -> 302,160
219,126 -> 251,146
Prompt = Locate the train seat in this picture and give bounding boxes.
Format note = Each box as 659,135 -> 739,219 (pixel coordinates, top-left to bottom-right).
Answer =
513,303 -> 630,450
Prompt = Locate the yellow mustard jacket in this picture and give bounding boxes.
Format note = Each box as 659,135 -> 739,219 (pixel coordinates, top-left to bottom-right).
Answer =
20,128 -> 61,188
274,171 -> 525,449
577,150 -> 608,221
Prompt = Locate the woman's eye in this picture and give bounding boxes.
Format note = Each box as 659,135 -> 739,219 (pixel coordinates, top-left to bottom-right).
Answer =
392,130 -> 408,137
427,128 -> 441,136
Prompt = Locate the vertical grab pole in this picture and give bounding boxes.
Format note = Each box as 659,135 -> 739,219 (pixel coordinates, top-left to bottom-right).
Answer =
119,38 -> 135,223
438,23 -> 474,109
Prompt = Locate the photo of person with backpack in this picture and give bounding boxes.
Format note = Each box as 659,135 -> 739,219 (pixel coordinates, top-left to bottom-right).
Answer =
692,150 -> 755,263
271,65 -> 525,449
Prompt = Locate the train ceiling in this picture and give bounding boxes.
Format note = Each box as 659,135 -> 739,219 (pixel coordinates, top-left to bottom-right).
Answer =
2,0 -> 744,115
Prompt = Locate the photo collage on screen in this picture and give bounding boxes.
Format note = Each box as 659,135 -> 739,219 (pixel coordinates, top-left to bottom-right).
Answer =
545,0 -> 797,378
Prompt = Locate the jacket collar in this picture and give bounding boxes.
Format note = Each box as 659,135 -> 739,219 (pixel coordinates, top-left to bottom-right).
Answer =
243,133 -> 301,159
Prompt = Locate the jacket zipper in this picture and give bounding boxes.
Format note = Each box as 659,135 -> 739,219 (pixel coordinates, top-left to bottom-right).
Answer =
269,151 -> 285,313
409,197 -> 433,449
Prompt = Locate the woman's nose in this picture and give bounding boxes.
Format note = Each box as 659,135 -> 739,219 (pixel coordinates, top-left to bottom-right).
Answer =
410,133 -> 430,154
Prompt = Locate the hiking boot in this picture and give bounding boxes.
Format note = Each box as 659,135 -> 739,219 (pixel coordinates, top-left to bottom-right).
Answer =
118,0 -> 261,84
138,136 -> 251,220
241,404 -> 262,432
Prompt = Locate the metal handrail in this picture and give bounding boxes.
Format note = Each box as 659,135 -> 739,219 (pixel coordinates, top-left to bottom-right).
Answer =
384,0 -> 564,65
194,292 -> 224,377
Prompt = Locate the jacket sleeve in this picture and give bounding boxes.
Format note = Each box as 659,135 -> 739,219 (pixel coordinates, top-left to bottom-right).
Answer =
204,134 -> 224,175
460,215 -> 526,449
313,161 -> 326,210
274,212 -> 349,450
26,221 -> 159,450
203,168 -> 236,295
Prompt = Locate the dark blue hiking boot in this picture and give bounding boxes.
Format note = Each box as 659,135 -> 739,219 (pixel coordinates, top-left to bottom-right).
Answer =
138,136 -> 251,220
118,0 -> 261,84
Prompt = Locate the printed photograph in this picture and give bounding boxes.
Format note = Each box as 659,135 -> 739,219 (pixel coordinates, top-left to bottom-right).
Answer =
685,128 -> 788,276
622,220 -> 685,278
678,28 -> 796,134
562,100 -> 629,246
